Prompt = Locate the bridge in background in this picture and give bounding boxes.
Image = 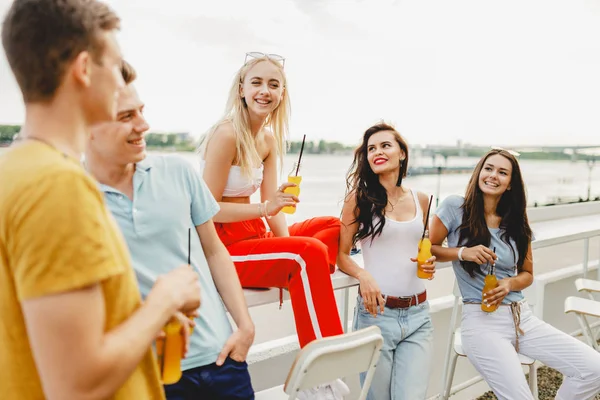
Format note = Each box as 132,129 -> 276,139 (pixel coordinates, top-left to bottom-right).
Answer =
413,144 -> 600,161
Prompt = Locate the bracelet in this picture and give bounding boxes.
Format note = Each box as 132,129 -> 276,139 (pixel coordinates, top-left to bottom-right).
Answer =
457,246 -> 466,261
264,200 -> 272,219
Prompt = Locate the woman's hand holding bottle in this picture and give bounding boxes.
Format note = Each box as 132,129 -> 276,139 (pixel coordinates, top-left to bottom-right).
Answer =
268,182 -> 300,215
483,278 -> 512,308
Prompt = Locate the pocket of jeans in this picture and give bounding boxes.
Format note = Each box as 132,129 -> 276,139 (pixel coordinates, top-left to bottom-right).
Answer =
357,297 -> 373,316
355,297 -> 374,319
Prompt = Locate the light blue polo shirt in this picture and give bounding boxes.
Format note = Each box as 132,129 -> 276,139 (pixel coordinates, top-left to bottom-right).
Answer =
435,195 -> 525,305
99,154 -> 232,370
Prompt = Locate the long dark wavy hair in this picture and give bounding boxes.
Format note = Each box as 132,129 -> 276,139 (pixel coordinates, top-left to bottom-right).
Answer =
458,149 -> 532,277
344,123 -> 409,245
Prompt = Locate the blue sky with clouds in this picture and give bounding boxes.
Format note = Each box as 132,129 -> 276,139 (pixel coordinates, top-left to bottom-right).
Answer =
2,0 -> 600,146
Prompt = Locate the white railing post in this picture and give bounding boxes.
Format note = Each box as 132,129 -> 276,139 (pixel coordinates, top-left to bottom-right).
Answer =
583,238 -> 590,278
536,281 -> 546,321
441,284 -> 460,399
597,237 -> 600,282
342,287 -> 350,333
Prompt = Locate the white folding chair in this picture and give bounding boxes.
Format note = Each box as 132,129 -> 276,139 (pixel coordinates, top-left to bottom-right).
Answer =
574,278 -> 600,301
440,280 -> 538,400
564,295 -> 600,351
283,326 -> 383,400
573,278 -> 600,341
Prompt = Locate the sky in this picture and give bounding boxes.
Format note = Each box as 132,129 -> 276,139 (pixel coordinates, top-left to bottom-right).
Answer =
1,0 -> 600,147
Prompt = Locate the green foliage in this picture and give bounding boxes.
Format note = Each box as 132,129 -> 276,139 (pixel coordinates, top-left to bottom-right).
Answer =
0,125 -> 20,142
0,125 -> 598,162
288,139 -> 354,154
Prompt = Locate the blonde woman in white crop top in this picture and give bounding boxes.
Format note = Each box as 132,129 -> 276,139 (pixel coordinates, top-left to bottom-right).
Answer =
198,53 -> 348,399
338,123 -> 436,400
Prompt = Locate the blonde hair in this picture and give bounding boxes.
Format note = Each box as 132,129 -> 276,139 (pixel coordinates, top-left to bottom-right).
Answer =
199,57 -> 291,178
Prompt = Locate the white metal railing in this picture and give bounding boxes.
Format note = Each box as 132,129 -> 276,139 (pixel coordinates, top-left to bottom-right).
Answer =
245,207 -> 600,398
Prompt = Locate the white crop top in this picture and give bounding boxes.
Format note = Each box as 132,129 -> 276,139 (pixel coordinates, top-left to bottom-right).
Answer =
359,189 -> 426,297
199,159 -> 263,197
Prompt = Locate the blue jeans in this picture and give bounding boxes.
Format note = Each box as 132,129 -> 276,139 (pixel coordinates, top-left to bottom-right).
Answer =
353,296 -> 433,400
164,357 -> 254,400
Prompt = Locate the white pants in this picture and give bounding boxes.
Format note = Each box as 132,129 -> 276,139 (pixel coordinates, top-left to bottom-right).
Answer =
461,302 -> 600,400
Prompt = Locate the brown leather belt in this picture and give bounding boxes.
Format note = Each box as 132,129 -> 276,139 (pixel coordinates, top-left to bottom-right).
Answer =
359,289 -> 427,309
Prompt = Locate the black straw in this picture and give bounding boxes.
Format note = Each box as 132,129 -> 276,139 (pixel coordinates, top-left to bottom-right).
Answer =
187,228 -> 191,265
159,337 -> 166,379
488,247 -> 496,275
421,195 -> 434,240
295,134 -> 306,176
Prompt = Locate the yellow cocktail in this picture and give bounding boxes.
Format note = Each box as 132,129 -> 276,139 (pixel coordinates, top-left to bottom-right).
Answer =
416,234 -> 433,279
157,321 -> 183,384
282,175 -> 302,214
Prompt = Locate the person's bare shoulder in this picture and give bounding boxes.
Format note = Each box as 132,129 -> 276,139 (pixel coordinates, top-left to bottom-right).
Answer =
211,122 -> 237,146
205,122 -> 237,163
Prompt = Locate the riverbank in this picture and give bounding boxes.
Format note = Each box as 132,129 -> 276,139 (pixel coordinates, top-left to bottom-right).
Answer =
149,145 -> 599,163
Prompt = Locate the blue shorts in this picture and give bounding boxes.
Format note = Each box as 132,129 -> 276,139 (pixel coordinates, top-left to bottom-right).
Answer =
164,357 -> 254,400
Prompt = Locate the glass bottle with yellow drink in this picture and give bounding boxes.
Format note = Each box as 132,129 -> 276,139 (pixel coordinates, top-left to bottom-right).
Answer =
282,162 -> 301,214
416,195 -> 434,279
416,230 -> 433,279
481,250 -> 499,312
156,320 -> 184,384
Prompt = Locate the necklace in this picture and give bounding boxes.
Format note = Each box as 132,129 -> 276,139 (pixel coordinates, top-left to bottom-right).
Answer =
17,136 -> 70,160
387,188 -> 408,208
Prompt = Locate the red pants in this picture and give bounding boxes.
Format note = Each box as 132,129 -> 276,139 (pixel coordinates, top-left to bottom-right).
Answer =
215,216 -> 344,347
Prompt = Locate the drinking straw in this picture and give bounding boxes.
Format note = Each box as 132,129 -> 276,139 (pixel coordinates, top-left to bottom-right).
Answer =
295,134 -> 306,176
486,247 -> 497,274
421,195 -> 434,240
186,227 -> 195,329
187,228 -> 191,265
159,336 -> 166,378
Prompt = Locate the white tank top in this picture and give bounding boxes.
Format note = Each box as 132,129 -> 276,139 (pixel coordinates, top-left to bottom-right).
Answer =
359,189 -> 426,297
199,159 -> 263,197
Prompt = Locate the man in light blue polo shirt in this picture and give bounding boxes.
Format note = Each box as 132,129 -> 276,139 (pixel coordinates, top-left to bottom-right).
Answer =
85,61 -> 255,399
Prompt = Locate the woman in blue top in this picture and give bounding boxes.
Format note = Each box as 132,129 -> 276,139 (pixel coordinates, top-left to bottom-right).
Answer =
431,148 -> 600,400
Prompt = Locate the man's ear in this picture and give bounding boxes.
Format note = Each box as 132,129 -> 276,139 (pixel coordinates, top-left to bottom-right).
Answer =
71,51 -> 93,88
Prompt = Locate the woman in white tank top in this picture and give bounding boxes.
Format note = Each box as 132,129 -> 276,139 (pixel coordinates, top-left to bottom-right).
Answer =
338,123 -> 436,400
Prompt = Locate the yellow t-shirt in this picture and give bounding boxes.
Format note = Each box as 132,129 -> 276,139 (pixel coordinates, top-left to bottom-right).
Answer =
0,142 -> 165,400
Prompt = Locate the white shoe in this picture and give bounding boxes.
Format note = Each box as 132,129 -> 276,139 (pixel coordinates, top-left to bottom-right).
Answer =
330,379 -> 350,398
296,379 -> 350,400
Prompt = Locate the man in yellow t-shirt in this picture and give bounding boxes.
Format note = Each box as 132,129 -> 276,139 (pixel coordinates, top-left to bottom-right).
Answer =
0,1 -> 201,399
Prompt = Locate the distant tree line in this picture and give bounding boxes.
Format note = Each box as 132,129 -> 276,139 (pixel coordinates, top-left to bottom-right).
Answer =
288,139 -> 354,154
144,132 -> 196,151
0,125 -> 197,151
1,125 -> 598,162
0,125 -> 20,143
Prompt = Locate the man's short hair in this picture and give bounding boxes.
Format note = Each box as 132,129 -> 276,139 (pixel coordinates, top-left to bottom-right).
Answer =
2,0 -> 120,103
121,60 -> 137,85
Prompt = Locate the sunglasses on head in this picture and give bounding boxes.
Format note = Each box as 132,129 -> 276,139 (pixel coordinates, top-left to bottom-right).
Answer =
491,146 -> 520,157
244,52 -> 285,68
